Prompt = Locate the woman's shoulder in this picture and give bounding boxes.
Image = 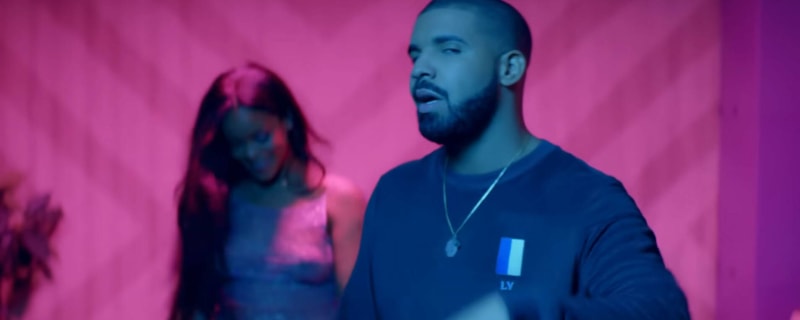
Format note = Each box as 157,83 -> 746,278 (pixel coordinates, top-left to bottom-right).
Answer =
322,173 -> 364,198
321,173 -> 367,218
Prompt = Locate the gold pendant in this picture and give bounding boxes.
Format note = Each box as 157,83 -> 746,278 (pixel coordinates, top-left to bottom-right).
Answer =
445,237 -> 460,257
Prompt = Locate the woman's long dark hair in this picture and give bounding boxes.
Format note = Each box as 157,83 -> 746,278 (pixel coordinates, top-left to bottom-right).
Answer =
169,62 -> 327,319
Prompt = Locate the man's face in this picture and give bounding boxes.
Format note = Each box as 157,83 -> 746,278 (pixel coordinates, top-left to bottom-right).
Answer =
408,7 -> 500,146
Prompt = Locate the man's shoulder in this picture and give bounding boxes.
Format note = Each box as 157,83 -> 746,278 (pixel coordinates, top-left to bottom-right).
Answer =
535,143 -> 640,224
375,148 -> 442,187
535,142 -> 619,189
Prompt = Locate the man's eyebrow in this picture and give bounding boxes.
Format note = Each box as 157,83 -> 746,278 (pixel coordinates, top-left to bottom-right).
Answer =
408,34 -> 469,56
433,35 -> 467,45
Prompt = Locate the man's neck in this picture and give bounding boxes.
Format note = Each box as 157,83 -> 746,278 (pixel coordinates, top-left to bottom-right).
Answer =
444,121 -> 539,175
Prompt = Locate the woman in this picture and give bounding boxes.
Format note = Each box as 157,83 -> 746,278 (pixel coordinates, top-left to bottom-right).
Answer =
170,62 -> 366,319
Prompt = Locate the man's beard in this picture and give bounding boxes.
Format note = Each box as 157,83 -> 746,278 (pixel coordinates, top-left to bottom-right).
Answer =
417,78 -> 499,147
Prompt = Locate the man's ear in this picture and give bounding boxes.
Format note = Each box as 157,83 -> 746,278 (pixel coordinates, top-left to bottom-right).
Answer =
498,50 -> 527,87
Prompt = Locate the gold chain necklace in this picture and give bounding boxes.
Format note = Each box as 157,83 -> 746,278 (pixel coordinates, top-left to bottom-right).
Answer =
442,138 -> 529,258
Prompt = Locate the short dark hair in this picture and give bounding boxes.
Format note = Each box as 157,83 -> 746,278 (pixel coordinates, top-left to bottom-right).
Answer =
420,0 -> 533,64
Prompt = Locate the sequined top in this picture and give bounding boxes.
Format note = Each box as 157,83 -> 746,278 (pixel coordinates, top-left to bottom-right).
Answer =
218,192 -> 338,320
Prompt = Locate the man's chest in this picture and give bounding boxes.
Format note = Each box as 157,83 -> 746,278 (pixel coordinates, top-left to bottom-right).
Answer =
369,191 -> 581,319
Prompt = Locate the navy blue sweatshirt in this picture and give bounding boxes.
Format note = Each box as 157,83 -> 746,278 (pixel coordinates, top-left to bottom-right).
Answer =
338,140 -> 690,319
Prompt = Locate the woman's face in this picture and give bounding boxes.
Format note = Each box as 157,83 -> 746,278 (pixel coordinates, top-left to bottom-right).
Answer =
221,107 -> 291,183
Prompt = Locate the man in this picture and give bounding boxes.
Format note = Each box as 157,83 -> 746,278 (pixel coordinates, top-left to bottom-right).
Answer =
338,0 -> 690,319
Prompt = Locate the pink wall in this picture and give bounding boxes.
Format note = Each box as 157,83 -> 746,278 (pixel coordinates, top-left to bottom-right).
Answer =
756,0 -> 800,317
717,0 -> 760,317
753,0 -> 800,317
0,0 -> 720,319
719,0 -> 800,318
